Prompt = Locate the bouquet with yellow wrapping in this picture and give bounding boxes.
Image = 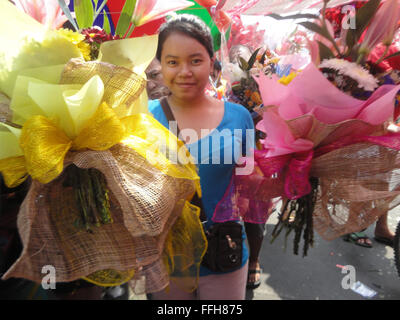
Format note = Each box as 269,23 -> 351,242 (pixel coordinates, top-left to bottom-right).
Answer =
0,1 -> 205,294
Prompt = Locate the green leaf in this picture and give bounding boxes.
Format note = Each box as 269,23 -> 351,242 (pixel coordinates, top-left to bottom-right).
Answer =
115,0 -> 137,38
316,40 -> 335,61
345,0 -> 381,50
298,21 -> 339,54
102,9 -> 111,34
125,24 -> 136,38
247,48 -> 261,70
383,51 -> 400,61
238,57 -> 249,71
75,0 -> 95,29
57,0 -> 79,31
298,21 -> 331,41
259,50 -> 267,65
93,0 -> 108,23
267,13 -> 321,21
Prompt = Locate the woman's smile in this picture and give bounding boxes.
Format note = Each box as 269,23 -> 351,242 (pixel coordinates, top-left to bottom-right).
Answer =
175,82 -> 196,88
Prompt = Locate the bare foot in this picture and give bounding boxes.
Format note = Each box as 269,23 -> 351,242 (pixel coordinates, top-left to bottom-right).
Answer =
374,228 -> 395,242
375,214 -> 394,242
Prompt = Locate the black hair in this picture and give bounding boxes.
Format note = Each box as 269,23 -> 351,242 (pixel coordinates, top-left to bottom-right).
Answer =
156,14 -> 214,61
213,60 -> 221,72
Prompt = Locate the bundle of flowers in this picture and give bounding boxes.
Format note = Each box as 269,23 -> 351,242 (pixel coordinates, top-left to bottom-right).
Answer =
0,0 -> 206,294
226,47 -> 297,113
227,14 -> 266,51
218,0 -> 400,256
322,1 -> 368,38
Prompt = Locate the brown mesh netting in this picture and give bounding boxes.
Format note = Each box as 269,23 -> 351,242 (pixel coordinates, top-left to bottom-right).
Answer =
60,58 -> 146,112
0,93 -> 12,123
1,59 -> 206,294
2,144 -> 198,294
233,113 -> 400,242
312,143 -> 400,240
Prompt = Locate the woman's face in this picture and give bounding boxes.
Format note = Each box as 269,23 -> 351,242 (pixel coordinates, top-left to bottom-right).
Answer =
160,32 -> 213,102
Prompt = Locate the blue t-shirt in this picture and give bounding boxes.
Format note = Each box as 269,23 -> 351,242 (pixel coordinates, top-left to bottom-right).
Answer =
148,99 -> 255,276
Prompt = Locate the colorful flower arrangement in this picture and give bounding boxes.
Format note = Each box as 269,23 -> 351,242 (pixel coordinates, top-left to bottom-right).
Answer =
80,27 -> 121,60
220,0 -> 400,256
322,0 -> 368,38
227,47 -> 295,113
227,14 -> 266,51
0,0 -> 206,294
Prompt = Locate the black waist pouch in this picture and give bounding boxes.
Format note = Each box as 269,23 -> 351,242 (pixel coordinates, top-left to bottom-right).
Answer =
201,221 -> 243,273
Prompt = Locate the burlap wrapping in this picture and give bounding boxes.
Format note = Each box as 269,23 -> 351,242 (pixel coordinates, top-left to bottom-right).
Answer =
2,144 -> 198,294
0,93 -> 12,122
311,143 -> 400,240
60,58 -> 145,113
1,59 -> 206,294
296,117 -> 400,240
237,113 -> 400,241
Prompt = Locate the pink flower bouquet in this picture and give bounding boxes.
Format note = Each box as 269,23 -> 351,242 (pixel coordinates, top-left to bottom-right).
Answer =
215,60 -> 400,256
259,62 -> 400,255
216,0 -> 400,256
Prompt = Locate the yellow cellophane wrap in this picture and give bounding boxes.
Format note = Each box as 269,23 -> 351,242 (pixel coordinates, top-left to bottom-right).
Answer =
0,92 -> 27,186
1,60 -> 207,293
162,201 -> 208,293
0,156 -> 27,188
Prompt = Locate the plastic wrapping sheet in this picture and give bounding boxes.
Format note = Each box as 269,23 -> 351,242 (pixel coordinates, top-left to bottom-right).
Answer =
222,0 -> 358,15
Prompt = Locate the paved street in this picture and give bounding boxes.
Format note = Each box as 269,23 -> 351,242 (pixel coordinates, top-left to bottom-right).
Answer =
247,204 -> 400,300
130,204 -> 400,301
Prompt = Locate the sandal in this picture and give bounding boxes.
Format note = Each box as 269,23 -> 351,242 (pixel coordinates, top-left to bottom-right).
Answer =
246,266 -> 262,289
343,232 -> 373,248
374,236 -> 394,248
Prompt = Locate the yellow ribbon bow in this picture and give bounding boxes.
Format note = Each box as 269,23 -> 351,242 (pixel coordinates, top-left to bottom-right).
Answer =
0,101 -> 201,194
0,101 -> 124,187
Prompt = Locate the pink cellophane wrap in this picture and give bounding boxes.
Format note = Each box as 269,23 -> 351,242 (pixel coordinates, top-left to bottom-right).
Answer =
214,62 -> 400,239
255,64 -> 400,126
212,171 -> 274,224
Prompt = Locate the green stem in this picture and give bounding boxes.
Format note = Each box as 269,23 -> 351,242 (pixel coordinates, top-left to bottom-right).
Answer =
85,169 -> 101,227
78,187 -> 92,232
124,23 -> 135,39
321,0 -> 342,56
356,51 -> 366,64
93,0 -> 108,22
374,45 -> 390,66
0,118 -> 22,129
90,169 -> 112,224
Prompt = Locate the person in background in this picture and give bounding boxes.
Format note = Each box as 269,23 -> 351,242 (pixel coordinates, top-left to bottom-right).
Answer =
228,43 -> 265,290
145,58 -> 170,100
210,59 -> 222,86
206,59 -> 225,100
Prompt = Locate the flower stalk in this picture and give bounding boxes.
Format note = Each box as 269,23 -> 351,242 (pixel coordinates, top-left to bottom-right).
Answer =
374,44 -> 390,66
67,165 -> 112,233
271,177 -> 319,257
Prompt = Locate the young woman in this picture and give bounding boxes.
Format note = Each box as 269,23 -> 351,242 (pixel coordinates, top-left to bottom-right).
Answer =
148,14 -> 255,300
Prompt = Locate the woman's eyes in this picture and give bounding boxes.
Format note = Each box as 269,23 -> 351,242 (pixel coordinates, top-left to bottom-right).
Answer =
166,59 -> 203,66
191,59 -> 202,65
